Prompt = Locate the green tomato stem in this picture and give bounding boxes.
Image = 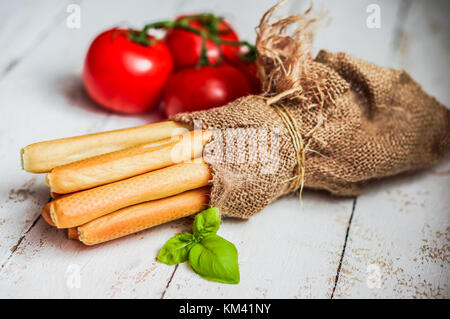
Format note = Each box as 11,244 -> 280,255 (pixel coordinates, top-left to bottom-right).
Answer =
128,13 -> 258,66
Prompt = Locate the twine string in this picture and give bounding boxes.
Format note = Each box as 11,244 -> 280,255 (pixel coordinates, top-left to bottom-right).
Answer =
265,86 -> 306,201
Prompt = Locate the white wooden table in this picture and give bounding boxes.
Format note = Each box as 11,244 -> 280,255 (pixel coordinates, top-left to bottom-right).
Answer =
0,0 -> 448,299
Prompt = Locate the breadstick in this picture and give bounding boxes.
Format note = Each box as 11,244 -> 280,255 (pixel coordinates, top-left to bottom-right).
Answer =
67,227 -> 78,240
50,192 -> 61,199
45,159 -> 211,228
71,187 -> 210,245
41,204 -> 55,226
21,121 -> 190,173
46,130 -> 212,194
50,192 -> 71,199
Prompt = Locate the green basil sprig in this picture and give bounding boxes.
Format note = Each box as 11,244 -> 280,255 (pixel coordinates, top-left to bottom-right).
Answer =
157,207 -> 240,284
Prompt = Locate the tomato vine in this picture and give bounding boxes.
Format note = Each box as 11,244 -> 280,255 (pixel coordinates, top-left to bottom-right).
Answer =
128,13 -> 257,67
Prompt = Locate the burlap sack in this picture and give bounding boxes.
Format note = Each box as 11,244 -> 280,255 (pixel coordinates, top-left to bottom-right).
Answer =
172,5 -> 450,218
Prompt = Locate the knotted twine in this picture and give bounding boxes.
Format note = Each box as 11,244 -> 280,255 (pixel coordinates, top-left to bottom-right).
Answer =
265,87 -> 306,198
172,3 -> 450,218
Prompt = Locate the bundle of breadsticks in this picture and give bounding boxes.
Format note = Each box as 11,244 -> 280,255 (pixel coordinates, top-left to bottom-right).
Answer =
21,3 -> 450,246
22,121 -> 216,245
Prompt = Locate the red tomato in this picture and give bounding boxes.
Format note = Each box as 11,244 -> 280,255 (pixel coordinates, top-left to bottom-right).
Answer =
165,16 -> 240,69
164,65 -> 251,117
225,56 -> 262,94
243,62 -> 262,94
83,29 -> 174,114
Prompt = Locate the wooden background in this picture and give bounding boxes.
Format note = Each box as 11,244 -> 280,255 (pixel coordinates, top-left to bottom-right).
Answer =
0,0 -> 448,298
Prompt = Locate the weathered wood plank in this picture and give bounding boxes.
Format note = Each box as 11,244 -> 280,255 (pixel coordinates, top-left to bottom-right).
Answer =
391,0 -> 450,106
310,0 -> 401,64
333,160 -> 450,298
334,0 -> 450,298
0,0 -> 77,80
163,194 -> 354,298
0,216 -> 192,298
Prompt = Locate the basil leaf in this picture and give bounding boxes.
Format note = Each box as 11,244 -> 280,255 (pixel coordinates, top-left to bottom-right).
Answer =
193,207 -> 220,238
157,207 -> 240,285
189,234 -> 240,284
157,233 -> 194,265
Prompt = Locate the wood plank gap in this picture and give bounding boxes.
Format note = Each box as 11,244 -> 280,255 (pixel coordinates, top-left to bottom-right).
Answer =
160,264 -> 179,299
330,197 -> 357,299
0,214 -> 41,272
0,195 -> 52,271
0,0 -> 79,82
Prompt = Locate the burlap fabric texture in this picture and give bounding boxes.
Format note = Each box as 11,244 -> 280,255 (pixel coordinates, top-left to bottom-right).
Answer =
172,6 -> 450,219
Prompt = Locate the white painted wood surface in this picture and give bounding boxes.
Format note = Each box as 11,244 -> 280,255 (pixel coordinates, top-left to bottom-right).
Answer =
0,0 -> 448,298
333,0 -> 450,299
